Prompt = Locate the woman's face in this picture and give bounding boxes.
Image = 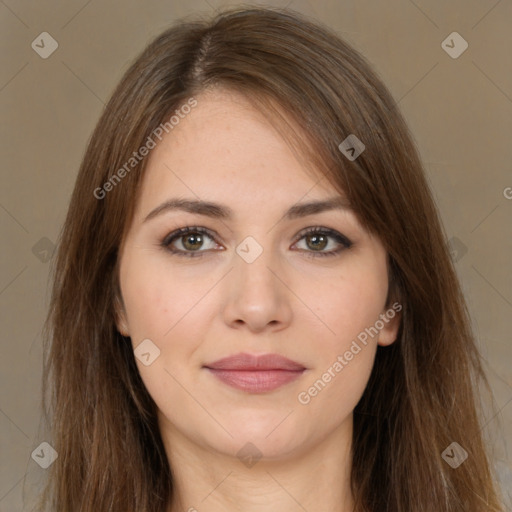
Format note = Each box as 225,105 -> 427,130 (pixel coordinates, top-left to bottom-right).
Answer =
116,88 -> 400,460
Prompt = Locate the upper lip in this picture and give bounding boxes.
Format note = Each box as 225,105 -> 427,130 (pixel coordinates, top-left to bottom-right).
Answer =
204,353 -> 306,371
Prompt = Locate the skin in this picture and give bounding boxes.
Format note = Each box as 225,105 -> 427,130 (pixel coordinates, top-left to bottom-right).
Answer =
116,88 -> 401,512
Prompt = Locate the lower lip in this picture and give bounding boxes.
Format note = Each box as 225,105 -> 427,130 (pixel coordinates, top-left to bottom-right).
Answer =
206,368 -> 305,393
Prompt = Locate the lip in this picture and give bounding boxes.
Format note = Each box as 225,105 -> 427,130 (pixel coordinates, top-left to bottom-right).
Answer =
204,353 -> 306,393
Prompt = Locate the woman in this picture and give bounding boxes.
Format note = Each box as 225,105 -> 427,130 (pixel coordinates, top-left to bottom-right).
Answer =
38,7 -> 504,512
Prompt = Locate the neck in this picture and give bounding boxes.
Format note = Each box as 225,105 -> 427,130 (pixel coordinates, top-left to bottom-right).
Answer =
161,414 -> 356,512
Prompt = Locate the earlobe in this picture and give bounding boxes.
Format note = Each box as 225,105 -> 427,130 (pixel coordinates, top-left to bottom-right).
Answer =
116,317 -> 130,337
377,302 -> 402,347
114,295 -> 130,337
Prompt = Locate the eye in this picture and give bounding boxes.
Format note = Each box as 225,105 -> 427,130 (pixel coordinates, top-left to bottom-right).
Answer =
292,227 -> 352,257
162,225 -> 353,259
162,226 -> 221,258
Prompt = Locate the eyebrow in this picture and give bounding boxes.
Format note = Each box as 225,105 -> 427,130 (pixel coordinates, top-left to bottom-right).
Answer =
143,196 -> 351,223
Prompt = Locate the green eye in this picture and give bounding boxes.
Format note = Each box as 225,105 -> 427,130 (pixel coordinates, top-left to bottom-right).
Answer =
293,227 -> 352,257
163,227 -> 218,257
162,226 -> 352,258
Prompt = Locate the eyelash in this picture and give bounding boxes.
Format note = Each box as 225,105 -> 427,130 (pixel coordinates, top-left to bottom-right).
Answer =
161,226 -> 353,259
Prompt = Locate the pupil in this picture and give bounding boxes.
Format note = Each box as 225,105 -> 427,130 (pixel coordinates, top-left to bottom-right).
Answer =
184,233 -> 202,250
308,234 -> 327,251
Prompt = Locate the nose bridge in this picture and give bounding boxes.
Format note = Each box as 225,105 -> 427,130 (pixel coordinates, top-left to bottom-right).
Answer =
233,234 -> 281,298
222,234 -> 292,331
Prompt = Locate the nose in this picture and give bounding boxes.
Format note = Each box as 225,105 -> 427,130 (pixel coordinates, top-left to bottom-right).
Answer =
221,244 -> 293,334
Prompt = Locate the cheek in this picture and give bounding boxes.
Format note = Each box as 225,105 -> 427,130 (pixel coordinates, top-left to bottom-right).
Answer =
294,257 -> 387,413
121,269 -> 168,342
304,260 -> 388,353
119,254 -> 210,413
120,253 -> 209,342
119,252 -> 220,401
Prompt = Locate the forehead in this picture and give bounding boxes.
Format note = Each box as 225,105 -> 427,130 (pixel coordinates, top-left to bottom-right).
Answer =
135,88 -> 341,217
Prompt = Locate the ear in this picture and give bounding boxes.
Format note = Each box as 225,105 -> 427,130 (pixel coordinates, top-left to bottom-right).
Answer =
114,294 -> 130,337
377,301 -> 402,347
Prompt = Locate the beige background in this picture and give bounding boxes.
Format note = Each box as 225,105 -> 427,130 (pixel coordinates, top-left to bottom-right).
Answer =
1,0 -> 511,510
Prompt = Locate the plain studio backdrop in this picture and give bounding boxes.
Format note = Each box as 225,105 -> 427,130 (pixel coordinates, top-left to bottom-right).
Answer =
0,0 -> 511,510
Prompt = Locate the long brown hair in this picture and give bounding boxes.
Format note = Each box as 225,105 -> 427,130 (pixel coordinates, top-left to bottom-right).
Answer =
37,7 -> 504,511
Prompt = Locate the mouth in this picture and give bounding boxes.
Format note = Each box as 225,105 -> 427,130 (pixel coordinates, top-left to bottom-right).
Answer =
203,352 -> 306,393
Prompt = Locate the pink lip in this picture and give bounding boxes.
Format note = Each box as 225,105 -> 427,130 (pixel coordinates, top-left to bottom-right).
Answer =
204,353 -> 306,393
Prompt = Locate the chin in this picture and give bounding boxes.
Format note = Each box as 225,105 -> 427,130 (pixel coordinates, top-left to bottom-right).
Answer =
218,416 -> 311,460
